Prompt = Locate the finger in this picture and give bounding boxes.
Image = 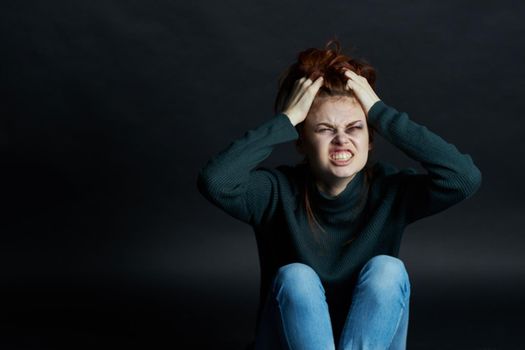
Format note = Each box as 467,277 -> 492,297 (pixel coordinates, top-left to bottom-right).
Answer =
346,70 -> 368,85
290,77 -> 306,95
292,77 -> 306,90
304,75 -> 323,89
305,76 -> 324,98
344,68 -> 358,75
292,77 -> 306,89
344,69 -> 364,81
305,75 -> 323,87
312,75 -> 324,88
345,79 -> 360,92
302,77 -> 314,87
345,74 -> 366,90
344,70 -> 357,80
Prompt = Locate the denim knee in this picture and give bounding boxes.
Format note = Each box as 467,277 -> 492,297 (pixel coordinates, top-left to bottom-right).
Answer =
272,262 -> 325,301
358,255 -> 411,300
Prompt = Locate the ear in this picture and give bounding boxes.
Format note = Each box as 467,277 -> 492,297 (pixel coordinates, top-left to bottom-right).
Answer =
368,141 -> 374,151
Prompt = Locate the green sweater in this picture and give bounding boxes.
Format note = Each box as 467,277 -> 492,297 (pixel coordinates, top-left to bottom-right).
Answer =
196,100 -> 482,335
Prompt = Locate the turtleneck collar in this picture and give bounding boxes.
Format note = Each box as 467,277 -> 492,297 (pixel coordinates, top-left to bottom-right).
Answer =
304,166 -> 369,223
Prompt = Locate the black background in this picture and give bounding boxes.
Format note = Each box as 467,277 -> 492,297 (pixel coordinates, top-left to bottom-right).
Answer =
2,0 -> 525,349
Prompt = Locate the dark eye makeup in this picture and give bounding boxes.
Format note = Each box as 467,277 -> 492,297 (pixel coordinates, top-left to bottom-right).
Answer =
317,125 -> 363,132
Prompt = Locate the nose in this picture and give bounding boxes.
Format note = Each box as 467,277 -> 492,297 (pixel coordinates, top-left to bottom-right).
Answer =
332,131 -> 349,145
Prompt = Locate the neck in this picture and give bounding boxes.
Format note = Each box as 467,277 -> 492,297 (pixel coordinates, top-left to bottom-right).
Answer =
315,173 -> 357,197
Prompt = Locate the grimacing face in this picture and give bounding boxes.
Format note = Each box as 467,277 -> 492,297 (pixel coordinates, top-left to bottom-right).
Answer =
296,95 -> 373,195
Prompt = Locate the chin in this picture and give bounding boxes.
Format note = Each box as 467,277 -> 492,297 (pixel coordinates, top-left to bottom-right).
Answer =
329,161 -> 366,178
326,167 -> 356,179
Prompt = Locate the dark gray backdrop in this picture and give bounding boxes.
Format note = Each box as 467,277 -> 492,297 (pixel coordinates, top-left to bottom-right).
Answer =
1,0 -> 524,349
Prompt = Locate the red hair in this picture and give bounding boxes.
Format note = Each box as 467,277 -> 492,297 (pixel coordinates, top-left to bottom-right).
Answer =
274,39 -> 376,110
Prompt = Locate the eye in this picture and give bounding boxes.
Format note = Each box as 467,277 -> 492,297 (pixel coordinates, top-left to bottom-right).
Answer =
347,126 -> 363,132
318,128 -> 334,133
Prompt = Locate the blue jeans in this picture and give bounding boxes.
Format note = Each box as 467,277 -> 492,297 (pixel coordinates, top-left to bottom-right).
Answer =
253,255 -> 411,350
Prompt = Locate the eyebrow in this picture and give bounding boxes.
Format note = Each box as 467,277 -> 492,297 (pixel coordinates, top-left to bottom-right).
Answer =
316,120 -> 362,127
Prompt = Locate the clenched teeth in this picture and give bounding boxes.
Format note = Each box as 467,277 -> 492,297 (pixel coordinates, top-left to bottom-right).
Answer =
330,151 -> 353,160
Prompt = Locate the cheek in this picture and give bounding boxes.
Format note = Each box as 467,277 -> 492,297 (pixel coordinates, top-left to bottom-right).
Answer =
315,140 -> 330,154
305,143 -> 327,161
358,132 -> 370,145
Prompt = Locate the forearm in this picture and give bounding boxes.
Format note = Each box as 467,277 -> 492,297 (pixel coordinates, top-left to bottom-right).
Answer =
367,100 -> 482,196
196,113 -> 298,223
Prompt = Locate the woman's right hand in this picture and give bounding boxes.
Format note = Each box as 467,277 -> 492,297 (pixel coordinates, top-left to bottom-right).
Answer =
281,75 -> 324,126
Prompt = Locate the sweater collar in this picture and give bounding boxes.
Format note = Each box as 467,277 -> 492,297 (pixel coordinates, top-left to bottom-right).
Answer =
305,166 -> 368,220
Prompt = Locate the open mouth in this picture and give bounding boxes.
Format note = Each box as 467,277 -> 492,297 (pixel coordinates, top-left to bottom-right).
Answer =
329,150 -> 353,165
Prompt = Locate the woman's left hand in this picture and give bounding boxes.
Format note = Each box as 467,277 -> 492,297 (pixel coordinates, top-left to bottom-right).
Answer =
343,68 -> 381,116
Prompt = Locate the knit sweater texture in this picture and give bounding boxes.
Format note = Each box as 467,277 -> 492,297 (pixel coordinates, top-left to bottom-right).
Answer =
196,100 -> 482,337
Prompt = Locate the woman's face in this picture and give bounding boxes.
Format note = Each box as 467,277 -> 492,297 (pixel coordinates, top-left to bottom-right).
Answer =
297,95 -> 372,190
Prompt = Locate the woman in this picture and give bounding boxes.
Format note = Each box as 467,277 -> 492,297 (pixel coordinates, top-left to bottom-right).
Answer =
197,39 -> 482,349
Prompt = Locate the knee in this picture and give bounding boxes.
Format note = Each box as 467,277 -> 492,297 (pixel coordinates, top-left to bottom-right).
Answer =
358,255 -> 411,299
272,262 -> 324,300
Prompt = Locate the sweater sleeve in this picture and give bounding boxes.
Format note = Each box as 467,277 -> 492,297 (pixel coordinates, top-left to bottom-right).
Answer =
197,113 -> 299,226
367,100 -> 482,224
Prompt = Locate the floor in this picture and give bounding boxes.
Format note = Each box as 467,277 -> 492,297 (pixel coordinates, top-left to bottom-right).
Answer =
0,276 -> 523,350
